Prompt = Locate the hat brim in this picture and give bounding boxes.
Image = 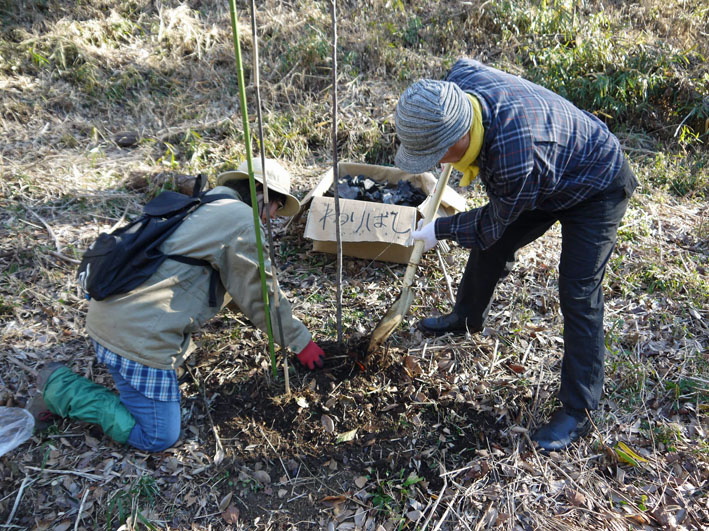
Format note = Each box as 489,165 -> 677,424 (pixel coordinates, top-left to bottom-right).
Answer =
394,143 -> 449,174
217,170 -> 301,217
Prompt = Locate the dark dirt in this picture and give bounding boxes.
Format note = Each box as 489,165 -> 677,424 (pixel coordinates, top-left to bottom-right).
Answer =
201,333 -> 504,525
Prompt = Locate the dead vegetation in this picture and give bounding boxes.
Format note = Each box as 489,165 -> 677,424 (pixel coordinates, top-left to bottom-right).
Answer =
1,1 -> 708,530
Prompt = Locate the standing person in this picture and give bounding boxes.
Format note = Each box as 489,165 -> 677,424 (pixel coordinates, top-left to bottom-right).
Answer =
31,159 -> 326,452
396,58 -> 637,450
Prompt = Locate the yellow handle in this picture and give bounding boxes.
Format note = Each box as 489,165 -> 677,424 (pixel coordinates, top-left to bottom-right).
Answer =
403,164 -> 454,286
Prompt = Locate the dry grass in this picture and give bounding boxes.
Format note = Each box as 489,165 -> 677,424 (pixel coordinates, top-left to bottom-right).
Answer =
1,1 -> 708,529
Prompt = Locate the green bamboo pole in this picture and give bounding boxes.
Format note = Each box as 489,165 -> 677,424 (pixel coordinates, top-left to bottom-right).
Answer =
228,0 -> 277,378
249,0 -> 289,392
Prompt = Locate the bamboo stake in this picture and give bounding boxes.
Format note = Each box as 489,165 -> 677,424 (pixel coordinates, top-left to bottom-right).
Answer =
330,0 -> 343,346
228,0 -> 278,377
249,0 -> 290,393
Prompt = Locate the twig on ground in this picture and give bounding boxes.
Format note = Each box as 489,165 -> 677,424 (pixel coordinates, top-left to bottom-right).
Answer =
7,350 -> 37,377
283,353 -> 290,396
186,365 -> 225,465
435,247 -> 455,304
432,490 -> 459,531
46,250 -> 81,264
486,338 -> 500,375
473,501 -> 494,531
4,476 -> 32,526
23,467 -> 103,481
73,488 -> 90,531
420,464 -> 447,531
258,426 -> 290,482
25,206 -> 62,252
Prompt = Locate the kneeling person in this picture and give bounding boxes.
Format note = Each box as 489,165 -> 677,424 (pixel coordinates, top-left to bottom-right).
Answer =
35,159 -> 325,452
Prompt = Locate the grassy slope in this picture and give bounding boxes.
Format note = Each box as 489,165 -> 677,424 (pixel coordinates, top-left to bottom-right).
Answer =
1,0 -> 708,529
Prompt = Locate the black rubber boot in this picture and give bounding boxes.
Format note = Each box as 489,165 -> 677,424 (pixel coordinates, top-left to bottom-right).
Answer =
532,409 -> 591,451
417,313 -> 480,336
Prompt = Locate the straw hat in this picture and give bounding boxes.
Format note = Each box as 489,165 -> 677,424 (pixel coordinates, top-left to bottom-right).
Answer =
217,158 -> 300,217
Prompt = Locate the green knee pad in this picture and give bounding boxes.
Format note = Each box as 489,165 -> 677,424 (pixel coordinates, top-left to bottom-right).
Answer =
43,367 -> 136,444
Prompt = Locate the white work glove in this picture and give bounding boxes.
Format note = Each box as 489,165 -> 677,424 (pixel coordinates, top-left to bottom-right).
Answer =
411,219 -> 438,252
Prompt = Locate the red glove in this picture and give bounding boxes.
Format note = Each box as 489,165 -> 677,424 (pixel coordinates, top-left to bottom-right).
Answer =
297,340 -> 325,370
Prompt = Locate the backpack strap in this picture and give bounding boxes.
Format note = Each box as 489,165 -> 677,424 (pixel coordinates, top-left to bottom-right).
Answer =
158,191 -> 235,307
192,174 -> 206,197
166,255 -> 220,307
198,193 -> 233,204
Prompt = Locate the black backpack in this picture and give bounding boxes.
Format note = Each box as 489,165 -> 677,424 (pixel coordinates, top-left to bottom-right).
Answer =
77,176 -> 233,307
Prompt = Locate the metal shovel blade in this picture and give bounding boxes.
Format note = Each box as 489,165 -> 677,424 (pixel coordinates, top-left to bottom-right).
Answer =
367,164 -> 454,354
367,278 -> 416,354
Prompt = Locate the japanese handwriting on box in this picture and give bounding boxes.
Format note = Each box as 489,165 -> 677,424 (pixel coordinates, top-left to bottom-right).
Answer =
318,201 -> 411,236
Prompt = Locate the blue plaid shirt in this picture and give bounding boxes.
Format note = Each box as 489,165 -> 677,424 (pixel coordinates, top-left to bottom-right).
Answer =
93,340 -> 179,402
435,59 -> 624,250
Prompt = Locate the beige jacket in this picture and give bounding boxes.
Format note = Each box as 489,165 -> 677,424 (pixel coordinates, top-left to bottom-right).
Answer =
86,186 -> 311,370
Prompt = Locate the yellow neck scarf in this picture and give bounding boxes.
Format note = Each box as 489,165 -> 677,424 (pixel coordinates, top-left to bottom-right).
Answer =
453,94 -> 484,186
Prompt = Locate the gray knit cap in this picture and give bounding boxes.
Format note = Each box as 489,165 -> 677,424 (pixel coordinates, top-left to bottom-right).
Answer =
394,79 -> 473,174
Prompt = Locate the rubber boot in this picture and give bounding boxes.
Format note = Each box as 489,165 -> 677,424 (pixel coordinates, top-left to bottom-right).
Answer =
43,366 -> 136,444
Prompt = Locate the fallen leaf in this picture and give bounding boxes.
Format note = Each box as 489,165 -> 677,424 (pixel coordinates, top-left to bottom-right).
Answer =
321,414 -> 335,434
253,470 -> 271,484
320,494 -> 347,506
626,513 -> 651,525
354,476 -> 368,488
218,492 -> 233,512
403,356 -> 421,377
213,448 -> 225,465
615,441 -> 648,466
508,363 -> 525,374
296,396 -> 309,408
336,428 -> 358,444
354,510 -> 366,527
566,489 -> 587,507
221,503 -> 240,524
185,492 -> 198,507
495,513 -> 510,526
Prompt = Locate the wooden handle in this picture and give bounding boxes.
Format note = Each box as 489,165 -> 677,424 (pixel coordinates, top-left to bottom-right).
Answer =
402,164 -> 454,286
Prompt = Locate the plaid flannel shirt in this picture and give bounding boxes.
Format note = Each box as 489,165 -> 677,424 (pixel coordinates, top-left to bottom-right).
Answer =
435,59 -> 624,249
93,340 -> 179,402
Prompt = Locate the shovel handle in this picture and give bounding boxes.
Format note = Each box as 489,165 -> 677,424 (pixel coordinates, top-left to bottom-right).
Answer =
402,163 -> 454,286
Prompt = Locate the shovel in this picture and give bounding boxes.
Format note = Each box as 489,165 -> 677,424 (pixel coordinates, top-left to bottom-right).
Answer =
368,163 -> 454,354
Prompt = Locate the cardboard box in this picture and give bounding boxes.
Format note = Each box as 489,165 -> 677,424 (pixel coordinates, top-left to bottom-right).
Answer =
302,162 -> 466,264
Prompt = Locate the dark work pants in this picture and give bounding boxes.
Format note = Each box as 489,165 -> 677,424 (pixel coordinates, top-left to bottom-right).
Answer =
454,160 -> 637,413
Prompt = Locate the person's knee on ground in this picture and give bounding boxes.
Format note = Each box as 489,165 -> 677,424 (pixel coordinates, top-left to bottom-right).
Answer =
126,404 -> 181,452
128,424 -> 180,452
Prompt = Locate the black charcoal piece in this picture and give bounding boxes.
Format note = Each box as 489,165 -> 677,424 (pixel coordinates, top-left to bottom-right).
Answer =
337,181 -> 360,200
326,173 -> 427,207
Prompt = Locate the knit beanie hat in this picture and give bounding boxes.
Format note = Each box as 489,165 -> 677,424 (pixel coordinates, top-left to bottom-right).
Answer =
394,79 -> 473,174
